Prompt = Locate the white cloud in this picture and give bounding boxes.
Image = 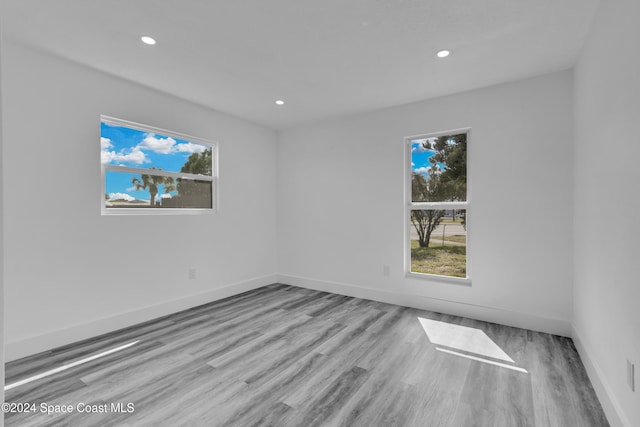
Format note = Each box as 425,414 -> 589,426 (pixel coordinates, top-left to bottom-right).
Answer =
138,135 -> 206,155
176,142 -> 207,154
108,192 -> 135,201
139,133 -> 177,154
101,133 -> 207,167
412,143 -> 430,153
100,151 -> 112,164
101,146 -> 147,164
101,137 -> 113,149
411,137 -> 436,152
414,165 -> 440,175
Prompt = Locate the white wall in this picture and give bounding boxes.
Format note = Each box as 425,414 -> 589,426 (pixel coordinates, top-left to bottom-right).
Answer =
1,15 -> 5,427
573,0 -> 640,426
2,41 -> 278,360
277,70 -> 574,335
0,5 -> 636,425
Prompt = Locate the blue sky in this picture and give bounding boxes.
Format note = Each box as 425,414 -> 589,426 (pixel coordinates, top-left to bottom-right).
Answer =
411,138 -> 444,176
101,121 -> 210,201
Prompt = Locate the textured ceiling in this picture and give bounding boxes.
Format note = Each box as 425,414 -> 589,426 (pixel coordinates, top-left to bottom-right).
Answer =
2,0 -> 600,129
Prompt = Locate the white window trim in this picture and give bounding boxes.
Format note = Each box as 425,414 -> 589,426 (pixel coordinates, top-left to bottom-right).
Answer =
404,128 -> 471,284
100,115 -> 219,216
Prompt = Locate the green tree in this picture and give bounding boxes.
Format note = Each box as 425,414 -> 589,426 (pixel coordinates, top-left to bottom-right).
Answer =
131,167 -> 176,207
428,133 -> 467,201
180,148 -> 212,176
416,133 -> 467,228
173,148 -> 213,208
411,171 -> 445,248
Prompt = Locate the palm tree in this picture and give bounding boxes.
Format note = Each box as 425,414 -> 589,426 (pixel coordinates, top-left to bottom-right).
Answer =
131,168 -> 176,207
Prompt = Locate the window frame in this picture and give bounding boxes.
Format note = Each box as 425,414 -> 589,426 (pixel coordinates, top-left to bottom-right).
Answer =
404,128 -> 471,284
100,115 -> 219,216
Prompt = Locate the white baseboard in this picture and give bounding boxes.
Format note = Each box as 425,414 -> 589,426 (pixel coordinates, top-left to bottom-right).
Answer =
277,274 -> 572,336
6,272 -> 572,360
6,272 -> 626,427
5,274 -> 277,362
572,325 -> 630,427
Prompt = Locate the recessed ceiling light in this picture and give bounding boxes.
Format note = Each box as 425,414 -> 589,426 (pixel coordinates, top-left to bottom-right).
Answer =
141,36 -> 156,45
275,100 -> 285,106
436,50 -> 450,58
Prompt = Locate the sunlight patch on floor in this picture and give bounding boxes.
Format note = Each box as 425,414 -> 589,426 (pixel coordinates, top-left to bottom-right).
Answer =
4,340 -> 140,391
418,317 -> 528,373
435,347 -> 528,373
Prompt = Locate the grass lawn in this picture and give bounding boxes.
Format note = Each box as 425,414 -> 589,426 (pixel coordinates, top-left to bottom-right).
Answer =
411,240 -> 466,278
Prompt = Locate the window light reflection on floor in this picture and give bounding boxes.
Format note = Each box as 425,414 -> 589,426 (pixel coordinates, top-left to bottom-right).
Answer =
418,317 -> 528,374
4,340 -> 141,391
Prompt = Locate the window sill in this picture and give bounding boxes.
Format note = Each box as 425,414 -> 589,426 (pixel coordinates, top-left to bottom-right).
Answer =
101,208 -> 216,216
405,271 -> 472,286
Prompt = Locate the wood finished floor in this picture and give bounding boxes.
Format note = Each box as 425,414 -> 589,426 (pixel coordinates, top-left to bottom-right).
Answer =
4,284 -> 608,427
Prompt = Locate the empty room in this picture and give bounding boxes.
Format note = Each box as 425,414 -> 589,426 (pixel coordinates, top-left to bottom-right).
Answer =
0,0 -> 638,426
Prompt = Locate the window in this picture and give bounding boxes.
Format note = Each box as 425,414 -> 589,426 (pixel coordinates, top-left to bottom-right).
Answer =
100,116 -> 217,215
405,129 -> 469,281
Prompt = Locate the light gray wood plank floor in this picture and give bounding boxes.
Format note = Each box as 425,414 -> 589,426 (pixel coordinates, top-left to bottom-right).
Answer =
4,284 -> 609,426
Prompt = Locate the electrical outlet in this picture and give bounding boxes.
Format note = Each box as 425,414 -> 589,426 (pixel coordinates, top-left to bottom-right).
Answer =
627,360 -> 635,392
188,268 -> 197,280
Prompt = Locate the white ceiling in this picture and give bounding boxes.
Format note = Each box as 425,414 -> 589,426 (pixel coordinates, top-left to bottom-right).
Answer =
2,0 -> 599,130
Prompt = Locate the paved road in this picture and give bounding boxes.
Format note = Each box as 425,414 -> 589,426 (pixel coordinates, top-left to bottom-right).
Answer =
409,222 -> 466,244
